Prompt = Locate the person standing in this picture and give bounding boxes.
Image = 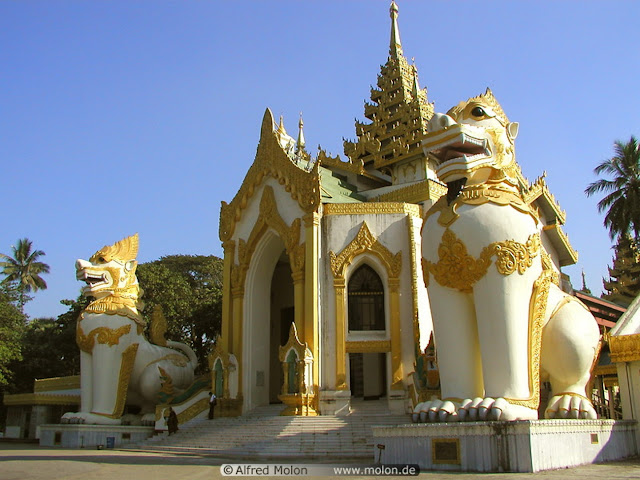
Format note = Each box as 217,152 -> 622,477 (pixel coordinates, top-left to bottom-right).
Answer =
166,407 -> 179,435
208,391 -> 217,419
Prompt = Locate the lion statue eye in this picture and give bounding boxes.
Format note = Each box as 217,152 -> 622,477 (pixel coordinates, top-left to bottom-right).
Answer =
471,106 -> 486,118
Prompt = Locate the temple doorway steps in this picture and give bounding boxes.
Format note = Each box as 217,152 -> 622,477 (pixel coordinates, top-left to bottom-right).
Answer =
129,399 -> 410,460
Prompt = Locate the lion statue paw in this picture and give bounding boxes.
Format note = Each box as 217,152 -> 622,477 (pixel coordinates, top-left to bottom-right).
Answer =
61,412 -> 121,425
545,394 -> 597,419
413,397 -> 538,423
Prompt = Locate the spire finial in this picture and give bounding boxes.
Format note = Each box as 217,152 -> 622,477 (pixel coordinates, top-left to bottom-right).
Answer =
389,1 -> 403,57
296,112 -> 306,153
581,269 -> 592,294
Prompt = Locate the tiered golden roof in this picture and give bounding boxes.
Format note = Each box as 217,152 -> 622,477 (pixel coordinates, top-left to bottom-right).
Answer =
343,1 -> 434,172
603,235 -> 640,306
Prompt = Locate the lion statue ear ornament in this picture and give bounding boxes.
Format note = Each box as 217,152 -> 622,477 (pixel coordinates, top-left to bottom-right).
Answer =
416,89 -> 600,423
62,234 -> 199,426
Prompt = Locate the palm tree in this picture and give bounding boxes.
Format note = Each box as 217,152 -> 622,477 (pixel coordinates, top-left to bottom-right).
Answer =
0,238 -> 50,312
585,136 -> 640,240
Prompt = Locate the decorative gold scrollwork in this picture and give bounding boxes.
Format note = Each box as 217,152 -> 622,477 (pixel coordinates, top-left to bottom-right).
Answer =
76,324 -> 132,353
424,229 -> 541,293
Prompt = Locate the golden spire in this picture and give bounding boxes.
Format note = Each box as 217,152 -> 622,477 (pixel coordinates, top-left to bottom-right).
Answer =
389,1 -> 403,57
296,113 -> 306,153
277,115 -> 287,136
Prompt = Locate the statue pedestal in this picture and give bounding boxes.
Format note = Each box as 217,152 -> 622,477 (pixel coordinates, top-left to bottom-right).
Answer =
39,424 -> 154,448
372,420 -> 638,473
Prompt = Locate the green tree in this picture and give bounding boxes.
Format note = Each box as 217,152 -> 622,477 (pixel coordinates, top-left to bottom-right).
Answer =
0,284 -> 26,387
6,298 -> 84,394
0,238 -> 50,312
137,255 -> 223,367
585,136 -> 640,240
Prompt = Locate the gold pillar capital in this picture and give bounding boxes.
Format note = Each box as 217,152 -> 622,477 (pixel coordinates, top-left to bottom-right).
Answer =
303,212 -> 321,228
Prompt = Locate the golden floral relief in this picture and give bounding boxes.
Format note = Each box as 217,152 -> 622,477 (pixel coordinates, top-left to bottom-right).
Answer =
76,324 -> 132,353
424,229 -> 541,293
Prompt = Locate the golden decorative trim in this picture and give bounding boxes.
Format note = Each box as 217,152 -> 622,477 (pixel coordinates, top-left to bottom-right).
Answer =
493,234 -> 541,276
177,397 -> 210,424
503,267 -> 553,409
543,223 -> 579,266
317,149 -> 364,175
220,109 -> 320,242
89,234 -> 139,264
76,324 -> 132,353
522,175 -> 567,225
609,333 -> 640,363
149,305 -> 168,347
593,364 -> 618,376
82,293 -> 143,326
407,216 -> 421,349
34,376 -> 80,393
232,185 -> 305,293
95,343 -> 138,419
279,323 -> 310,362
330,221 -> 402,391
2,393 -> 81,406
423,229 -> 540,293
323,202 -> 421,218
209,336 -> 232,398
372,179 -> 446,204
330,222 -> 402,279
345,340 -> 391,353
426,182 -> 536,228
144,354 -> 188,371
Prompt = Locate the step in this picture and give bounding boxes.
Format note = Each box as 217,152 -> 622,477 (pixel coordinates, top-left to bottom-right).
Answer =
130,400 -> 410,460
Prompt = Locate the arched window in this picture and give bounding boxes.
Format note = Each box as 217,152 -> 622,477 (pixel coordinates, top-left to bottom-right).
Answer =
348,264 -> 385,331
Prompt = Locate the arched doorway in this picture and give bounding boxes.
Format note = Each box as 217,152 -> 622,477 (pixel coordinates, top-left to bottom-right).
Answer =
347,264 -> 387,400
269,251 -> 294,403
244,231 -> 292,411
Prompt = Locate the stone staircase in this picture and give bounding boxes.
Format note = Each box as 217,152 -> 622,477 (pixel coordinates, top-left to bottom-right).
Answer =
130,399 -> 410,460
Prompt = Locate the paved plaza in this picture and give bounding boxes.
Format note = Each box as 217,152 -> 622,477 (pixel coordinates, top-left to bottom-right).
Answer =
0,443 -> 638,480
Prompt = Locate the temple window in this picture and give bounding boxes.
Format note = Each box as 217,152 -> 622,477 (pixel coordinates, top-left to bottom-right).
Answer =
348,264 -> 385,331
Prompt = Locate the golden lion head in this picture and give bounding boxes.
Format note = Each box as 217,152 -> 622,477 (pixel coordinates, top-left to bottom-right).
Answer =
422,88 -> 520,185
76,234 -> 140,300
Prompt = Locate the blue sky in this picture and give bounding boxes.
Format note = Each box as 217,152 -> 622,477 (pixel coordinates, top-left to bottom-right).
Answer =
2,1 -> 639,319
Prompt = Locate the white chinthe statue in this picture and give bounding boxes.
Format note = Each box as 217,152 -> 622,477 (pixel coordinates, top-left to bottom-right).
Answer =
62,234 -> 197,425
416,89 -> 600,422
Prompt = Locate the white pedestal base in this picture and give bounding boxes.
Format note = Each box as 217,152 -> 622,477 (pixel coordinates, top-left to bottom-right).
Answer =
318,390 -> 351,415
372,420 -> 638,472
39,424 -> 154,448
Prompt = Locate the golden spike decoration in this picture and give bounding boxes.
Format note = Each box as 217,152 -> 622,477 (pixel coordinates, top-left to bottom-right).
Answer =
90,233 -> 139,263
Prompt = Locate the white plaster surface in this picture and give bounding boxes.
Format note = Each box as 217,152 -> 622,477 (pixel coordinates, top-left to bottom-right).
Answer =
40,424 -> 154,448
373,420 -> 638,472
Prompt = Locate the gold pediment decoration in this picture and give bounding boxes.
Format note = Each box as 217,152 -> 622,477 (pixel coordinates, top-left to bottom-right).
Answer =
34,375 -> 81,393
220,108 -> 321,242
609,333 -> 640,363
279,323 -> 311,363
76,324 -> 132,353
90,233 -> 139,264
329,222 -> 402,280
423,229 -> 541,293
231,185 -> 305,292
345,340 -> 391,353
323,202 -> 421,218
208,335 -> 231,369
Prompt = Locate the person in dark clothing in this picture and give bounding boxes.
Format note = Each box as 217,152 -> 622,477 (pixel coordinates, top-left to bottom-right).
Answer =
166,407 -> 179,435
209,391 -> 217,419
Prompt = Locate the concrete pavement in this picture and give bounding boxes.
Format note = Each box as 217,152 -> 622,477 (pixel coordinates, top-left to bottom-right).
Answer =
0,443 -> 639,480
0,443 -> 640,480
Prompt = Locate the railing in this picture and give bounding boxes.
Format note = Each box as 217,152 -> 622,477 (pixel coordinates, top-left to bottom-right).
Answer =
591,390 -> 623,420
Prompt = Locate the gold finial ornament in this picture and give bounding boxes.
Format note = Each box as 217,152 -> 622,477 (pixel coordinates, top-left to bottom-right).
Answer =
90,233 -> 139,264
389,1 -> 402,56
